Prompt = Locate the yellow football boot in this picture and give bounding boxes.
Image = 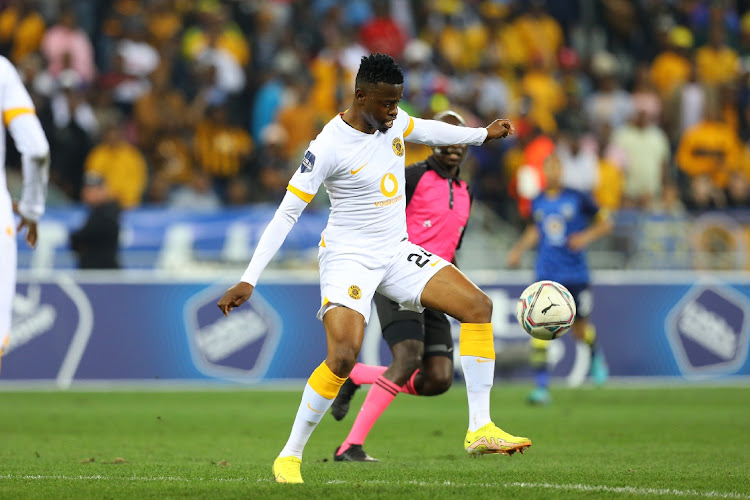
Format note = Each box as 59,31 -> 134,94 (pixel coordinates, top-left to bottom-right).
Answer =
464,423 -> 532,457
272,456 -> 303,483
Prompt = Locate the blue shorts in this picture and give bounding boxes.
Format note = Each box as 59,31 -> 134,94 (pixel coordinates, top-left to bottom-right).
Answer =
561,283 -> 592,320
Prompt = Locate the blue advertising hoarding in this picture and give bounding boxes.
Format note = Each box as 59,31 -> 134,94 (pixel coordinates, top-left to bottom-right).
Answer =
3,272 -> 750,386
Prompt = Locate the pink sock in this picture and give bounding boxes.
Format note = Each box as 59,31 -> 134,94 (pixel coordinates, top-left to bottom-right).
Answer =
348,363 -> 388,385
338,376 -> 399,453
400,370 -> 420,395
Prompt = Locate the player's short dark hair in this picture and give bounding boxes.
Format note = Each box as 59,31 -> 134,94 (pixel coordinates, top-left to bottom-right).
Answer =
355,53 -> 404,88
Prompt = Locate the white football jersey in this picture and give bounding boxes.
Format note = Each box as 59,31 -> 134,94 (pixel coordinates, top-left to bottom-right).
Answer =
0,56 -> 34,211
1,55 -> 48,354
288,109 -> 413,262
0,55 -> 48,221
239,106 -> 487,286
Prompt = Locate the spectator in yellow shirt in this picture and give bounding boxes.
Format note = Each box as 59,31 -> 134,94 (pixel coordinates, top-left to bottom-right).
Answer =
0,1 -> 45,64
695,27 -> 739,87
194,105 -> 253,190
727,146 -> 750,207
676,106 -> 742,208
513,1 -> 564,70
85,126 -> 148,209
133,63 -> 190,151
181,8 -> 249,67
650,26 -> 693,98
276,80 -> 326,161
594,158 -> 623,212
522,58 -> 566,126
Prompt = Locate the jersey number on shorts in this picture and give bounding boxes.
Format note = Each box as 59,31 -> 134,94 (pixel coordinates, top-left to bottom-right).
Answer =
407,249 -> 433,268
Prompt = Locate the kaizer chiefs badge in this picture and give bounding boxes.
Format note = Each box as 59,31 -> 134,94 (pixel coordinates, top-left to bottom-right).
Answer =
348,285 -> 362,300
392,137 -> 404,157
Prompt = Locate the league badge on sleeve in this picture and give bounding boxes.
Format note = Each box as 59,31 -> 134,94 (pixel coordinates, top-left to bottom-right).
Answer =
300,150 -> 316,173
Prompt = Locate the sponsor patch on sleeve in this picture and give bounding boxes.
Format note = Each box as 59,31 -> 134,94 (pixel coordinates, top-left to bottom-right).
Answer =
300,150 -> 316,173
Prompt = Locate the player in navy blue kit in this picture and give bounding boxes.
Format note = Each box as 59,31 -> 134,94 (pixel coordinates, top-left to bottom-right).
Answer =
507,154 -> 612,404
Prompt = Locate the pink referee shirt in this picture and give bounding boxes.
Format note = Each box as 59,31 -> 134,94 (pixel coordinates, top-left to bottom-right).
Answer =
405,158 -> 472,263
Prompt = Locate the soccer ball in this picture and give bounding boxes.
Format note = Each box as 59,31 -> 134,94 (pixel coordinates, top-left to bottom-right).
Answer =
516,281 -> 576,340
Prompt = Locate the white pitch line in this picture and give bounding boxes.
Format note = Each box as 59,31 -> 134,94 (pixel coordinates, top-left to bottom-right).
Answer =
344,480 -> 750,499
0,475 -> 249,483
0,475 -> 747,498
506,482 -> 750,499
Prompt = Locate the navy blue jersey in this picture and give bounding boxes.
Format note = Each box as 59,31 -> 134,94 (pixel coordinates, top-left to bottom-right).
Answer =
531,189 -> 599,285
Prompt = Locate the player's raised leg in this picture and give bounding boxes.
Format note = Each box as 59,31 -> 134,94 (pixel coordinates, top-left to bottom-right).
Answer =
420,265 -> 532,456
273,306 -> 364,483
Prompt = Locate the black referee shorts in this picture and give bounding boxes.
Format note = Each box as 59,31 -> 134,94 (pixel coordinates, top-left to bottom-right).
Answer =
373,293 -> 454,359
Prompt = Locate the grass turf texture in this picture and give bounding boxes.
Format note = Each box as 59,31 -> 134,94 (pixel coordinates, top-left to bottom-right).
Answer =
0,385 -> 748,499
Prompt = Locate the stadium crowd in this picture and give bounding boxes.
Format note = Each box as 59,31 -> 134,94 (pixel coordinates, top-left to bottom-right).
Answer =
2,0 -> 750,227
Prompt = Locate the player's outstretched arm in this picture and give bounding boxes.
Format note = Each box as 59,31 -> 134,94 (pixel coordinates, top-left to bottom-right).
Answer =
217,191 -> 308,315
405,116 -> 514,147
12,201 -> 38,248
405,116 -> 488,147
568,212 -> 613,252
7,112 -> 50,249
484,119 -> 515,143
218,282 -> 254,316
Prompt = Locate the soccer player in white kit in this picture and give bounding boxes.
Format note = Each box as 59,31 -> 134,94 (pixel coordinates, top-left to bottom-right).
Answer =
0,55 -> 50,374
218,54 -> 531,483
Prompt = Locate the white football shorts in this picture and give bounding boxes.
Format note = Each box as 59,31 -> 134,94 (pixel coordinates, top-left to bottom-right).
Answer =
316,239 -> 451,324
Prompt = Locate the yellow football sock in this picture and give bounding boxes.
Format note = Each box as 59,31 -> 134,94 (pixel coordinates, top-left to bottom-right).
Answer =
459,323 -> 495,359
308,361 -> 347,399
583,324 -> 597,347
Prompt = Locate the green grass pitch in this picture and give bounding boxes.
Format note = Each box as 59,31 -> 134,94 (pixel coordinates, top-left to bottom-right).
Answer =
0,385 -> 749,499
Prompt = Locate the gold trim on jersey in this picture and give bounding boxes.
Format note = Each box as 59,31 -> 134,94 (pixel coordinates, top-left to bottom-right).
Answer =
3,107 -> 34,126
404,117 -> 415,138
287,184 -> 314,203
320,235 -> 326,247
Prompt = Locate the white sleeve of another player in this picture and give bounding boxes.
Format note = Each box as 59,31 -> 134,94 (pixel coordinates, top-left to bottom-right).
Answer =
404,117 -> 488,146
8,111 -> 50,222
239,191 -> 308,286
2,57 -> 50,221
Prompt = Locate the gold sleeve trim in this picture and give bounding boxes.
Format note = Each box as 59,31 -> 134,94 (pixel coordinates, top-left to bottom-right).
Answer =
287,184 -> 315,203
3,107 -> 34,127
404,117 -> 415,138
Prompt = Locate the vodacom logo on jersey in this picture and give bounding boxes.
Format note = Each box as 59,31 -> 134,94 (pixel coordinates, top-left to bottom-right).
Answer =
375,173 -> 403,207
380,173 -> 398,197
